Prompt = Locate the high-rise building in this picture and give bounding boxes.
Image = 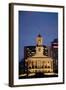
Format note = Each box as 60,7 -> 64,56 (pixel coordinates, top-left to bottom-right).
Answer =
51,39 -> 58,73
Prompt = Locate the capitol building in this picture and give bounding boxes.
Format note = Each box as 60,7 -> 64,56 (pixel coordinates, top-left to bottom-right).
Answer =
25,35 -> 54,75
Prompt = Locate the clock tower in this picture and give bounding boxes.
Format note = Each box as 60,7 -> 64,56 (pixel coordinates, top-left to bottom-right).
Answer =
36,34 -> 44,56
36,34 -> 43,46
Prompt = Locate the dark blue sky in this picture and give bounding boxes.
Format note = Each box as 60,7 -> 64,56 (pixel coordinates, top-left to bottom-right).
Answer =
19,11 -> 58,61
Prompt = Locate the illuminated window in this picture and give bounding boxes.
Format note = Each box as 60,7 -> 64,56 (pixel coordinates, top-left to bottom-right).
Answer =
48,66 -> 50,68
27,48 -> 29,50
45,66 -> 47,68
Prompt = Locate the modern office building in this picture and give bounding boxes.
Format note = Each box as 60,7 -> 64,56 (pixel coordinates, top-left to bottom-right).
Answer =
51,39 -> 58,73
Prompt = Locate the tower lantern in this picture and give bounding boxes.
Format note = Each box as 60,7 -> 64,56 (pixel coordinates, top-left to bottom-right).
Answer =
36,34 -> 43,46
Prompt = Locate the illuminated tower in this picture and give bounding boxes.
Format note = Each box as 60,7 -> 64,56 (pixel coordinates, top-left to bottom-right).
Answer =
36,34 -> 44,56
36,34 -> 43,45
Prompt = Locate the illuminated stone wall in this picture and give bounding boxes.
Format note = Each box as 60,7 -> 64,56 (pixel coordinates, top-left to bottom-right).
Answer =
25,35 -> 53,74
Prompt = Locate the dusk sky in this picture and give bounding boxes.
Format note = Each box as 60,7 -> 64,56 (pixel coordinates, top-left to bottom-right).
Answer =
19,11 -> 58,61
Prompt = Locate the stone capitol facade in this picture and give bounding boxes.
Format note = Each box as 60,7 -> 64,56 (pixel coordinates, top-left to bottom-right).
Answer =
25,35 -> 54,75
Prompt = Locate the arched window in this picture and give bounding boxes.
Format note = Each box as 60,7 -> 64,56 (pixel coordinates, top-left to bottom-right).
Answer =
48,66 -> 50,68
45,65 -> 47,68
32,65 -> 34,68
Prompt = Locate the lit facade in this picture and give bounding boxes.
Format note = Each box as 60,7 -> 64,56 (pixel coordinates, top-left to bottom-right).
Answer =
25,35 -> 53,75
